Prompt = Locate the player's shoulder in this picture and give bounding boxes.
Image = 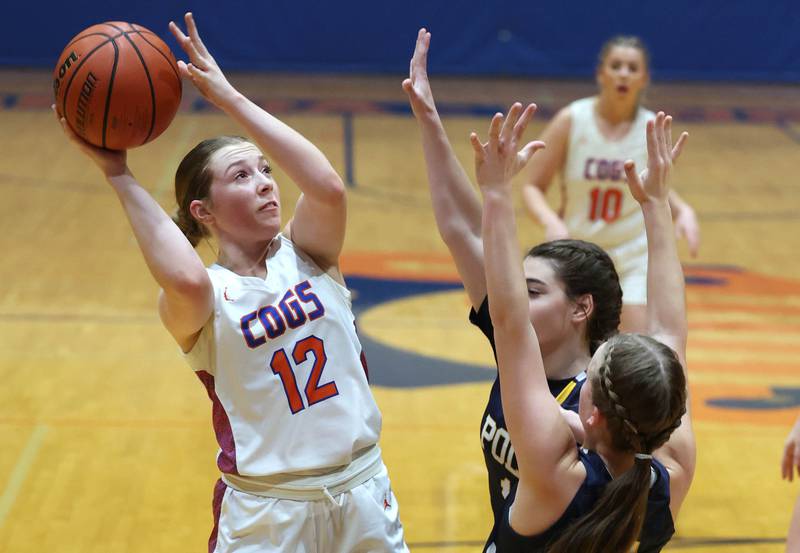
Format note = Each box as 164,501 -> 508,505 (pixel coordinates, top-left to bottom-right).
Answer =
541,105 -> 573,143
637,104 -> 657,123
567,96 -> 595,117
558,97 -> 596,136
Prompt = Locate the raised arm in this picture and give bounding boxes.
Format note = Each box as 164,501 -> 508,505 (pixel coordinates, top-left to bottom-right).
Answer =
55,112 -> 213,352
623,113 -> 695,513
626,114 -> 689,351
170,13 -> 345,273
473,104 -> 581,526
402,29 -> 489,310
521,107 -> 572,241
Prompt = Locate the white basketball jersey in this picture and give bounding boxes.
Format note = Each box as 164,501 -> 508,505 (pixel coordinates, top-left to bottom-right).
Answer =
185,234 -> 381,477
562,97 -> 654,252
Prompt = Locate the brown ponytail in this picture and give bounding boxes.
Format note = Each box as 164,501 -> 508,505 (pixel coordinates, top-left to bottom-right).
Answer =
173,135 -> 251,247
547,334 -> 686,552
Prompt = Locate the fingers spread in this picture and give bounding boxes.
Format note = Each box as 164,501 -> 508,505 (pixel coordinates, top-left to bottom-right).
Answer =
176,60 -> 191,79
500,103 -> 522,147
645,118 -> 656,161
470,132 -> 485,162
623,159 -> 641,187
488,112 -> 503,144
168,20 -> 187,43
672,131 -> 689,162
518,140 -> 546,166
185,13 -> 210,57
665,115 -> 674,153
655,112 -> 669,163
175,32 -> 202,63
512,103 -> 536,142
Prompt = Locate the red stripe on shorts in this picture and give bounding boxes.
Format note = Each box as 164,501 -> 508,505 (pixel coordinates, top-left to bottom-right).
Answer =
208,478 -> 227,553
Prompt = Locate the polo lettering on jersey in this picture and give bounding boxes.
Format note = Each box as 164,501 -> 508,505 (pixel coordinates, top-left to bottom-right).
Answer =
481,414 -> 519,478
240,280 -> 326,349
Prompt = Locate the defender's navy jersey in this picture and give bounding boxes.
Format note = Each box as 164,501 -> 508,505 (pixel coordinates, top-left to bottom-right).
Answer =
469,298 -> 585,552
495,448 -> 674,552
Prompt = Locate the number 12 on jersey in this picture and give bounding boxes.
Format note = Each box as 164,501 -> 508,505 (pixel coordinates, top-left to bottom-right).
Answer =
270,336 -> 339,414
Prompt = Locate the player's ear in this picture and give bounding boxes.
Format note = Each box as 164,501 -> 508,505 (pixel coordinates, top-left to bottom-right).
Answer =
189,199 -> 213,225
586,405 -> 603,428
571,293 -> 594,325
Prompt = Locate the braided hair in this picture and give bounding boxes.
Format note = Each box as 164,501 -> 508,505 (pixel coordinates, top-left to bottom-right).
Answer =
547,333 -> 686,552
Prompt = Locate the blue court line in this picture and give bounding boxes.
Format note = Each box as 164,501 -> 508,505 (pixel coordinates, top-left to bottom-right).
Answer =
708,386 -> 800,410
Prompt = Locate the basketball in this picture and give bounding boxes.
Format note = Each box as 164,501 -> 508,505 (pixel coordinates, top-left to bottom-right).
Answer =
53,22 -> 182,150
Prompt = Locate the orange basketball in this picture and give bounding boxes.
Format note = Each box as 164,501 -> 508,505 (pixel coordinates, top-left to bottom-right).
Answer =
53,22 -> 182,150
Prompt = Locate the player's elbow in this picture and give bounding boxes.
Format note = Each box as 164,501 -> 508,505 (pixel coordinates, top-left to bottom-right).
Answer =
167,269 -> 211,301
488,303 -> 527,336
317,173 -> 347,205
438,220 -> 469,246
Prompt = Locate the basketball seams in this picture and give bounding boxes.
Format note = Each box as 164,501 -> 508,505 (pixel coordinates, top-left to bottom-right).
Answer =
59,40 -> 115,125
56,21 -> 182,149
101,38 -> 120,149
65,32 -> 114,50
129,25 -> 181,84
119,31 -> 157,145
103,23 -> 125,34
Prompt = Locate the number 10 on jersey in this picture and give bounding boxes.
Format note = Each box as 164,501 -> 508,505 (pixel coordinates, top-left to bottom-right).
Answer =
270,336 -> 339,414
588,187 -> 623,222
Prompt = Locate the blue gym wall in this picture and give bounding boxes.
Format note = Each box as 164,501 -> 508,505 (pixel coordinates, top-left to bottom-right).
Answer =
4,1 -> 800,82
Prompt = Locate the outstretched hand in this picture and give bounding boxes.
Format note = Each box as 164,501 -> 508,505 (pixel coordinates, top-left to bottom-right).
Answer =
169,13 -> 236,107
469,103 -> 546,189
783,417 -> 800,482
52,105 -> 128,178
402,28 -> 437,118
623,112 -> 688,204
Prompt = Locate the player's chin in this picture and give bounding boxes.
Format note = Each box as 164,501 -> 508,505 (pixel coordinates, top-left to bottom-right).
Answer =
260,222 -> 281,239
245,217 -> 280,240
266,219 -> 283,238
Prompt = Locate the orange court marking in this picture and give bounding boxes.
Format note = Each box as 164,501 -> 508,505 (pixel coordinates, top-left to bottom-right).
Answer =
341,251 -> 461,282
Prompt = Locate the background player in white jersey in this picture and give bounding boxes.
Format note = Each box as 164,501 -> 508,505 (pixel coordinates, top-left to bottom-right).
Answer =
55,12 -> 407,553
522,36 -> 701,332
